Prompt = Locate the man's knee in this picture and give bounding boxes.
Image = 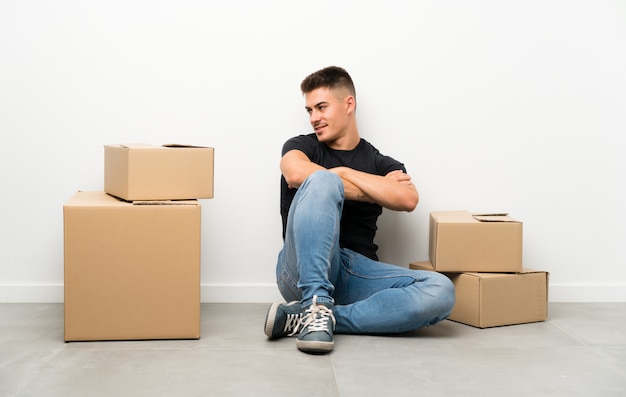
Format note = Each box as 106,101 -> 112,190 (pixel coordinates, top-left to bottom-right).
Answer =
305,170 -> 342,186
412,272 -> 456,322
300,170 -> 344,197
432,273 -> 455,318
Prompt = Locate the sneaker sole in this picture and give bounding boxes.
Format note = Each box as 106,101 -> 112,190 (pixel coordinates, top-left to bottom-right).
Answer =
264,302 -> 280,338
296,339 -> 334,354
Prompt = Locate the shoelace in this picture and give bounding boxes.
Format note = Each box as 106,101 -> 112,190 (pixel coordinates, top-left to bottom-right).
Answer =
300,296 -> 336,333
284,312 -> 303,336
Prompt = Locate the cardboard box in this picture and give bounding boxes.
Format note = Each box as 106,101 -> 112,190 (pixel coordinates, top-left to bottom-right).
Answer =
410,261 -> 548,328
64,191 -> 201,341
104,143 -> 214,201
429,211 -> 522,272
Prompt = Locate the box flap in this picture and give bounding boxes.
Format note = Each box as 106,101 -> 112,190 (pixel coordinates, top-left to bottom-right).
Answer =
464,269 -> 548,278
106,143 -> 159,149
471,212 -> 509,217
519,268 -> 549,275
472,213 -> 519,223
132,200 -> 198,206
162,144 -> 209,148
431,211 -> 475,223
64,191 -> 128,207
105,143 -> 209,149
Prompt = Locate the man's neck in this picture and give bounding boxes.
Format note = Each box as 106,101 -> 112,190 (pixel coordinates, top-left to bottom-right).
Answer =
325,129 -> 360,151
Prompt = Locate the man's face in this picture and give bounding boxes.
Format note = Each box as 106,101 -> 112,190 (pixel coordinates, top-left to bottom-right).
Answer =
304,87 -> 351,145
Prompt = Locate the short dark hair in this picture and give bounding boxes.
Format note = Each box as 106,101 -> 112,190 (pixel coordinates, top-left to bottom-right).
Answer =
300,66 -> 356,98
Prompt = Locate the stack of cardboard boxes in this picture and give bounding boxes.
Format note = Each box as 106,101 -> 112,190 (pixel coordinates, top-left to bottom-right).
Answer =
63,144 -> 214,341
410,210 -> 549,328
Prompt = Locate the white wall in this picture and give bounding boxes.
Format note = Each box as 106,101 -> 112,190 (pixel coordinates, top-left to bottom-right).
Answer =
1,0 -> 624,303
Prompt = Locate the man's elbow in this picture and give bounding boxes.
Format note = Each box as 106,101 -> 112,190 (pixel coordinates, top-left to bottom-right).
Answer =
283,169 -> 310,189
283,173 -> 302,189
402,191 -> 419,212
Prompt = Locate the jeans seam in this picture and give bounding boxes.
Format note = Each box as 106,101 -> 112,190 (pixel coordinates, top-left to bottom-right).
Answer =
341,249 -> 422,282
342,266 -> 421,282
279,268 -> 301,302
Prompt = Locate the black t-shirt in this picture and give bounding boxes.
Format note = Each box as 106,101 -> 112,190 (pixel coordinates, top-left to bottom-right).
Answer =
280,133 -> 406,260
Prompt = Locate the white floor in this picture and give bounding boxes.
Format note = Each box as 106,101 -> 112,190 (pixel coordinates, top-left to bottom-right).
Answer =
2,303 -> 626,397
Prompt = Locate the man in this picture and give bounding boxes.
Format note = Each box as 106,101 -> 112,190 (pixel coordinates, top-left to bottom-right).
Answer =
264,66 -> 455,354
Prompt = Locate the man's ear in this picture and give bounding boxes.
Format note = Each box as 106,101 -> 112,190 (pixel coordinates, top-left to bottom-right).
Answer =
345,95 -> 356,114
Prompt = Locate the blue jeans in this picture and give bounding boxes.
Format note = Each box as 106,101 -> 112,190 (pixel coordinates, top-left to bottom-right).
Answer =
276,170 -> 455,334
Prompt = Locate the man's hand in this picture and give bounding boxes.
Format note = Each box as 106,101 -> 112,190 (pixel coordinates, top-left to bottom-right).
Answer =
385,170 -> 414,185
